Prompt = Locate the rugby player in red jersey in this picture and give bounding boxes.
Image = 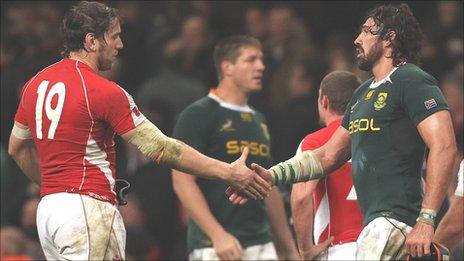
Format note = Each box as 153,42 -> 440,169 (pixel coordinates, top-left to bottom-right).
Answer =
8,2 -> 270,260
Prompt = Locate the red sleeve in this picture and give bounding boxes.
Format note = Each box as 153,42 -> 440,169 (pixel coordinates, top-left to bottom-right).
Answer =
93,82 -> 146,135
300,134 -> 322,152
14,80 -> 33,126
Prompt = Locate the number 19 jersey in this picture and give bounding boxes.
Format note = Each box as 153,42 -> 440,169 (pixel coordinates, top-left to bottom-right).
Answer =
14,59 -> 145,204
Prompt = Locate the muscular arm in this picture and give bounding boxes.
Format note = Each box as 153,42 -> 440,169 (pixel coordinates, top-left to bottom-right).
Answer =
417,110 -> 457,215
406,110 -> 458,257
228,127 -> 351,204
268,126 -> 351,185
172,170 -> 243,260
265,188 -> 298,259
8,123 -> 40,185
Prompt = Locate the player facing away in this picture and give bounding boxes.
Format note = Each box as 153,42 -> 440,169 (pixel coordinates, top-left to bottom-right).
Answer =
228,3 -> 458,260
172,35 -> 298,261
7,2 -> 270,260
291,71 -> 363,260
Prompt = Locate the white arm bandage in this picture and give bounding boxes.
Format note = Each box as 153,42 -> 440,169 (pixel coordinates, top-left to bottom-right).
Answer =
269,150 -> 324,185
12,124 -> 33,140
128,120 -> 184,167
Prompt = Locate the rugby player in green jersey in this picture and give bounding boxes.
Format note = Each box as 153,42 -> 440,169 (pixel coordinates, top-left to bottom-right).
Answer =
228,4 -> 458,260
172,35 -> 298,260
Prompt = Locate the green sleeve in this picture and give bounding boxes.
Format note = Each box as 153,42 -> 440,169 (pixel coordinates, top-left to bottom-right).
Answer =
401,75 -> 448,126
173,105 -> 214,154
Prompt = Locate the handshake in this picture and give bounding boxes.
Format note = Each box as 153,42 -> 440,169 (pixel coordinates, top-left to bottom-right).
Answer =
224,147 -> 275,205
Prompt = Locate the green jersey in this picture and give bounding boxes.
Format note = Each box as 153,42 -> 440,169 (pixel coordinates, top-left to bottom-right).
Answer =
173,93 -> 273,252
342,63 -> 448,227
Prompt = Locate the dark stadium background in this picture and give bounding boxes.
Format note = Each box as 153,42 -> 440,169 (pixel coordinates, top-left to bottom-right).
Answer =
1,1 -> 462,260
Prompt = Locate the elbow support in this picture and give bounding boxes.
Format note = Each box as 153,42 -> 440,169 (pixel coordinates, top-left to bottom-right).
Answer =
269,150 -> 324,185
128,120 -> 184,167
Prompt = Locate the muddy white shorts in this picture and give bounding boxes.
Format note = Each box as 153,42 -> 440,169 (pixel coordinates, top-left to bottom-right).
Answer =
316,241 -> 357,260
356,217 -> 412,260
36,192 -> 126,260
189,241 -> 277,261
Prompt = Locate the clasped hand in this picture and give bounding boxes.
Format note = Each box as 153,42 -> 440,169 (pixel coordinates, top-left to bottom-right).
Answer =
226,160 -> 273,204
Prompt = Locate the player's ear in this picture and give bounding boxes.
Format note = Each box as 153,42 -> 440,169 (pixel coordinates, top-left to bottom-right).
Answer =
322,95 -> 330,110
222,60 -> 233,79
83,33 -> 98,52
384,30 -> 396,47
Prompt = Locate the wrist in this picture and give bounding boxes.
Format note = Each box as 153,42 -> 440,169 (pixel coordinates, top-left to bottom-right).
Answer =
416,208 -> 437,227
209,226 -> 227,241
218,162 -> 232,182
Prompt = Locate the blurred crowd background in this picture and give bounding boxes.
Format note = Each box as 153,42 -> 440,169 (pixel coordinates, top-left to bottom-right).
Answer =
1,1 -> 462,260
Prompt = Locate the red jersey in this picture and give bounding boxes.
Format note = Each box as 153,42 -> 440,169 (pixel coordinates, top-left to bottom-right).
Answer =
14,59 -> 145,204
297,119 -> 363,245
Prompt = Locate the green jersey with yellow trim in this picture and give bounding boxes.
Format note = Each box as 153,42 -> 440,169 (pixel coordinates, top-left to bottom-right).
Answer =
173,93 -> 273,252
342,63 -> 448,227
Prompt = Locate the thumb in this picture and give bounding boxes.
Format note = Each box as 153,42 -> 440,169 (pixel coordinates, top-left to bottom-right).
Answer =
238,146 -> 249,163
251,163 -> 271,183
251,163 -> 265,173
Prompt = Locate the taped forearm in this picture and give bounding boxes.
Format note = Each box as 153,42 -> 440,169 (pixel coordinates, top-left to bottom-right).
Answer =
269,150 -> 324,185
128,120 -> 184,166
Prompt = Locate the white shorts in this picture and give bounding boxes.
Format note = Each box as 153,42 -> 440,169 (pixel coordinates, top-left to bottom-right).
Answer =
455,160 -> 463,197
189,241 -> 277,261
316,241 -> 357,260
36,193 -> 126,260
356,217 -> 412,260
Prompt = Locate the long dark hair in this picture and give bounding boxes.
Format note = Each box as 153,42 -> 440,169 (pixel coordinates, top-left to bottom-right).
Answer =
365,3 -> 423,66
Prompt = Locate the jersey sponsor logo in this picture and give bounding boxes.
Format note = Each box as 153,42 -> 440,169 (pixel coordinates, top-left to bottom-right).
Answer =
364,90 -> 375,100
424,98 -> 437,110
226,140 -> 270,157
260,123 -> 270,141
348,118 -> 381,134
240,112 -> 253,122
374,92 -> 388,110
219,119 -> 235,132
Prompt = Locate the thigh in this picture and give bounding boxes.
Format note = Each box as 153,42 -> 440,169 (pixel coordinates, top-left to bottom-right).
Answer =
78,194 -> 125,260
37,196 -> 61,260
356,217 -> 411,260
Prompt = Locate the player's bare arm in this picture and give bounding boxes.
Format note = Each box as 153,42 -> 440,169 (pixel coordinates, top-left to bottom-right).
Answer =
405,110 -> 458,257
434,160 -> 464,251
122,119 -> 271,200
172,170 -> 243,260
227,126 -> 351,204
8,122 -> 41,185
265,188 -> 299,260
291,180 -> 333,259
434,194 -> 464,251
260,126 -> 351,185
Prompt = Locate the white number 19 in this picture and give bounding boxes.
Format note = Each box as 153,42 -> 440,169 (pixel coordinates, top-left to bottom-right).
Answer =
35,80 -> 66,139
